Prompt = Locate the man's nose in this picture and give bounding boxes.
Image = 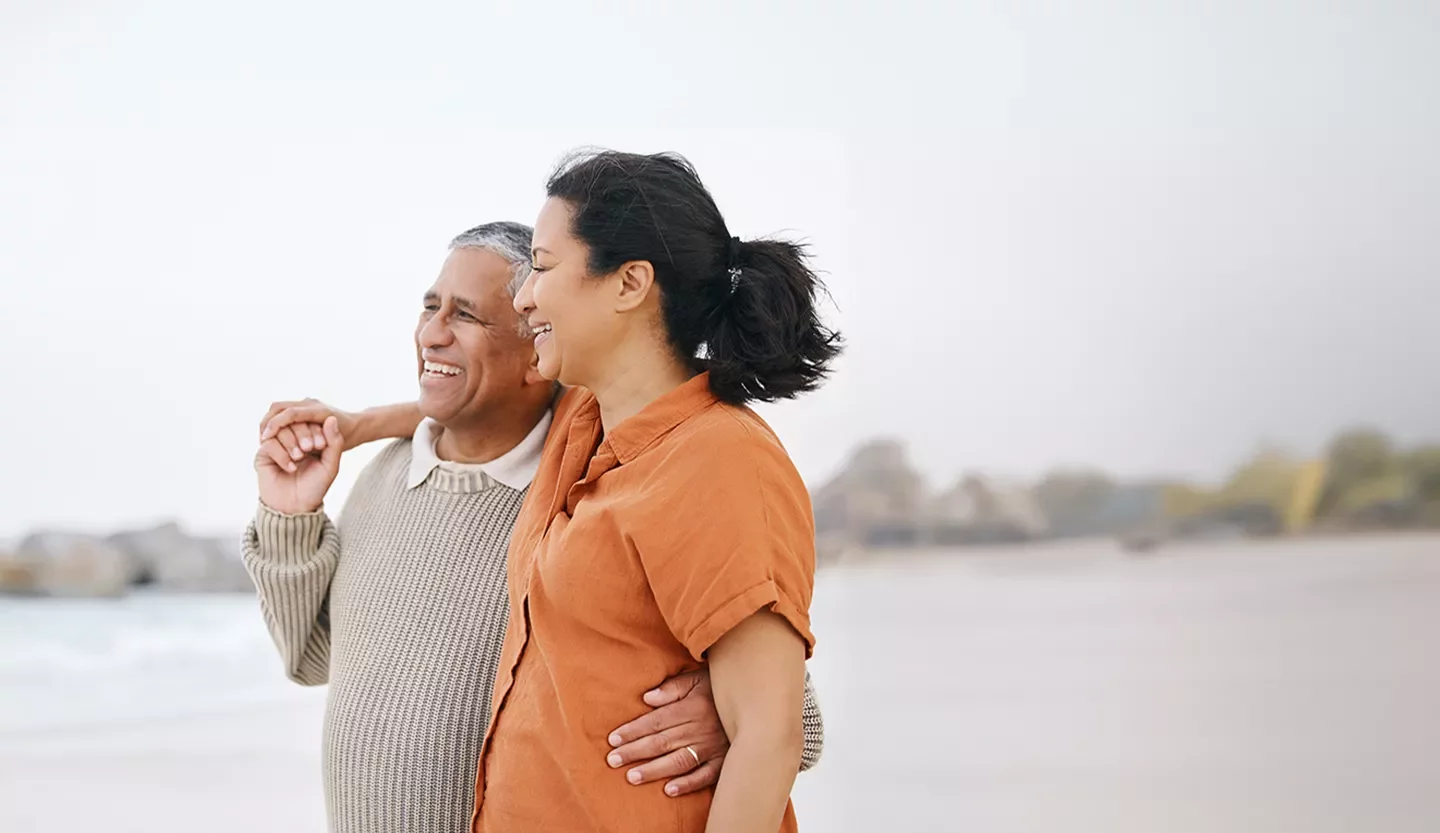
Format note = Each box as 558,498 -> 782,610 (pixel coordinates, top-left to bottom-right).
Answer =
513,272 -> 536,317
418,312 -> 453,347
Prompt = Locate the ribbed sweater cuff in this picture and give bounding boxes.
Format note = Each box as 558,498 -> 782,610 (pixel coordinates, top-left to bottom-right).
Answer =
249,501 -> 331,566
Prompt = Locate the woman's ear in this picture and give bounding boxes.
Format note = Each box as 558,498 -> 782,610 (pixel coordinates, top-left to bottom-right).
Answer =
613,260 -> 656,313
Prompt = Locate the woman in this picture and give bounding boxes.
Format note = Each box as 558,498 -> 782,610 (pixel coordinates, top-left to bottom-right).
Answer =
472,150 -> 841,833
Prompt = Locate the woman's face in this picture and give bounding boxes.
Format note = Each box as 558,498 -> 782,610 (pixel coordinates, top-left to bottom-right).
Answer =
514,198 -> 621,388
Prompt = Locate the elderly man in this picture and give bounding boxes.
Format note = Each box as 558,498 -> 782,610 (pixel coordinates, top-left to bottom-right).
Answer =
243,221 -> 824,833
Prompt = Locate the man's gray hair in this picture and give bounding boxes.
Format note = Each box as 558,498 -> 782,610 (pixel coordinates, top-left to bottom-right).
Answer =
449,221 -> 534,335
449,221 -> 534,297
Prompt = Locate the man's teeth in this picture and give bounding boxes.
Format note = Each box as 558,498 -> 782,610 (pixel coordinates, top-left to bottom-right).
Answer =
423,361 -> 463,376
534,324 -> 552,336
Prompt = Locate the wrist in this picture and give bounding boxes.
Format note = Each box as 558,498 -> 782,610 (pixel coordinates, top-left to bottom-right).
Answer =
350,402 -> 421,448
258,497 -> 324,517
375,402 -> 423,444
347,407 -> 380,448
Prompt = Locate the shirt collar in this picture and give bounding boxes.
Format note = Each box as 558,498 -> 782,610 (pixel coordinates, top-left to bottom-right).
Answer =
602,372 -> 719,464
406,409 -> 553,491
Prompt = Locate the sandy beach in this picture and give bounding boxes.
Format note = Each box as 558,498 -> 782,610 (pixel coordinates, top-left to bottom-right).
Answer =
3,533 -> 1438,832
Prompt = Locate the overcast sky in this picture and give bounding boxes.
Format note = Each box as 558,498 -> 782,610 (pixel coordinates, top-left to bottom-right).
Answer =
2,0 -> 1436,538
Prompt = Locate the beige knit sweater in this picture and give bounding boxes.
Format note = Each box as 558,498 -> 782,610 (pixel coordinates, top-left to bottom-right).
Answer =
242,438 -> 825,833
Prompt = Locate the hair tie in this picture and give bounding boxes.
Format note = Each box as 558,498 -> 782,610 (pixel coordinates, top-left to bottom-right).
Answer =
725,236 -> 743,294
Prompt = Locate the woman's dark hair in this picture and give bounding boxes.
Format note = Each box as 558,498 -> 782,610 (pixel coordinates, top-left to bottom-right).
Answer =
545,149 -> 842,405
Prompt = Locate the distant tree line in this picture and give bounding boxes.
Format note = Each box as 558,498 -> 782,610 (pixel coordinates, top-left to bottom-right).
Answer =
1033,428 -> 1440,535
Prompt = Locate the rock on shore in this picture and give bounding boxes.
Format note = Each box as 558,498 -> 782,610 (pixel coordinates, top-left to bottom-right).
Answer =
0,523 -> 253,598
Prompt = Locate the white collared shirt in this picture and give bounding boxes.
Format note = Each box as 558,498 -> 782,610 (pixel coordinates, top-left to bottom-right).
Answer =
406,410 -> 552,491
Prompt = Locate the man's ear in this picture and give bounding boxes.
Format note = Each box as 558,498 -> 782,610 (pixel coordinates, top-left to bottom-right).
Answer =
613,260 -> 656,313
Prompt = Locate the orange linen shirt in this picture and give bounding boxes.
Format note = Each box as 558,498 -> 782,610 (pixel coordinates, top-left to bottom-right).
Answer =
472,372 -> 817,833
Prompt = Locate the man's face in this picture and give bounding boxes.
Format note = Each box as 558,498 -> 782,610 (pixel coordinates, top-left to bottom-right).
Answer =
414,247 -> 537,426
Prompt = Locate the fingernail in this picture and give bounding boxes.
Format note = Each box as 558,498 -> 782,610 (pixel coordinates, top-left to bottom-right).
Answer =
300,439 -> 312,451
286,463 -> 297,473
626,770 -> 641,784
665,784 -> 679,797
608,733 -> 622,746
291,448 -> 303,460
607,753 -> 621,767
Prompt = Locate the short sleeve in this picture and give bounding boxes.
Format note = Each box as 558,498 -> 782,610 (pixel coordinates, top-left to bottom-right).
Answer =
631,413 -> 817,663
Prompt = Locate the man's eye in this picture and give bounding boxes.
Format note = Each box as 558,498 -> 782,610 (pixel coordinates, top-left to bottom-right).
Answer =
423,304 -> 440,312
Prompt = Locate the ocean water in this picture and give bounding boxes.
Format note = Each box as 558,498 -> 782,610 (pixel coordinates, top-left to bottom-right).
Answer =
3,534 -> 1440,832
0,593 -> 313,737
